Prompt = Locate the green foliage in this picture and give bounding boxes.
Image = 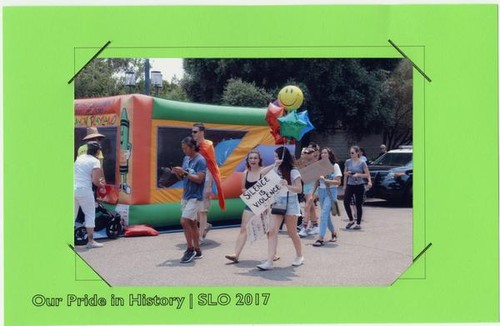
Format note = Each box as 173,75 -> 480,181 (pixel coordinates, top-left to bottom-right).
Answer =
74,58 -> 145,98
75,58 -> 412,147
221,79 -> 273,107
74,60 -> 121,98
182,58 -> 405,139
75,58 -> 191,102
380,59 -> 413,149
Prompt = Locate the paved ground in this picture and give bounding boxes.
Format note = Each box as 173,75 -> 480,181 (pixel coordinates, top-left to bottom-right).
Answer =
75,200 -> 412,287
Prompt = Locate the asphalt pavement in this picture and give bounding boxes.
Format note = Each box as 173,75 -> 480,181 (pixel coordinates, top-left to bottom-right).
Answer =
75,199 -> 412,287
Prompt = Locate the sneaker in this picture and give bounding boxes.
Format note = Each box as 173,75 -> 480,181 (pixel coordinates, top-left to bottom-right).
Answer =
195,249 -> 203,259
86,241 -> 104,249
292,256 -> 304,266
308,226 -> 319,235
256,260 -> 273,270
180,249 -> 196,263
353,224 -> 361,230
202,223 -> 212,239
298,227 -> 309,238
346,221 -> 355,229
199,238 -> 205,245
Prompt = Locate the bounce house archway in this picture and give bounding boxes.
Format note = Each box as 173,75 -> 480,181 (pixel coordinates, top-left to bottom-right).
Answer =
74,94 -> 286,227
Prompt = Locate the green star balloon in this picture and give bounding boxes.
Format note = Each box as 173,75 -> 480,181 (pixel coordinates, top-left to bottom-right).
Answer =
278,111 -> 308,140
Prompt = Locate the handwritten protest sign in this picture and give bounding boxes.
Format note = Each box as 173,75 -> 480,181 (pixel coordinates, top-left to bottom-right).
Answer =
240,170 -> 283,216
246,209 -> 271,244
299,158 -> 335,184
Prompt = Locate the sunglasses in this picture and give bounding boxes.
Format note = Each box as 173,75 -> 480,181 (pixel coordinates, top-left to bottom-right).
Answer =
191,130 -> 199,134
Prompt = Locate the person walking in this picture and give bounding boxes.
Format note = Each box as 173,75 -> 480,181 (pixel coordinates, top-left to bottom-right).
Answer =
311,147 -> 342,246
298,145 -> 320,237
172,137 -> 207,263
191,122 -> 225,244
74,141 -> 106,249
343,146 -> 372,230
257,147 -> 304,271
224,150 -> 275,263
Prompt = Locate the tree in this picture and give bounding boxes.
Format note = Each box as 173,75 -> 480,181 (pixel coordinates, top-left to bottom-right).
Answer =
182,58 -> 397,138
380,59 -> 413,149
74,58 -> 145,98
221,78 -> 273,107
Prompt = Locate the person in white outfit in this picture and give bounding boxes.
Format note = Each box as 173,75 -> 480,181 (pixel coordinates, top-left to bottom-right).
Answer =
74,141 -> 106,248
257,146 -> 304,271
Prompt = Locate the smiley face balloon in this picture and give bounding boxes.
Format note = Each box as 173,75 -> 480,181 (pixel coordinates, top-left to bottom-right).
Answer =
278,85 -> 304,111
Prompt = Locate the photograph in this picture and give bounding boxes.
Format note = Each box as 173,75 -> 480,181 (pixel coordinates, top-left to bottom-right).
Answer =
3,3 -> 497,325
73,57 -> 414,286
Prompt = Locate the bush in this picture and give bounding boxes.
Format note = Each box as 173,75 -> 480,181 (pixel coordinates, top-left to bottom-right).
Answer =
221,78 -> 273,107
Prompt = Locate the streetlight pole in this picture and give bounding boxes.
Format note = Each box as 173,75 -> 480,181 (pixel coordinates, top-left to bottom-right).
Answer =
145,59 -> 151,95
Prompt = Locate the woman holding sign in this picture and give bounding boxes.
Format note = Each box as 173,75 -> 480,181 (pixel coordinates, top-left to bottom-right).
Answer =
257,147 -> 304,271
311,147 -> 342,246
225,150 -> 275,263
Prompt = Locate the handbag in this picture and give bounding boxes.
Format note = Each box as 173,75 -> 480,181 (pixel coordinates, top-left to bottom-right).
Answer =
325,183 -> 341,216
271,192 -> 289,215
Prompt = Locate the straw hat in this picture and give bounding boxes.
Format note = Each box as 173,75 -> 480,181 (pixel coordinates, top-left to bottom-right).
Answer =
83,127 -> 105,140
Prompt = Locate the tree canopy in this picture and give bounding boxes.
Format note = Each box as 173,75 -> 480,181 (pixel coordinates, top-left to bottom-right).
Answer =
181,58 -> 410,144
74,58 -> 412,147
74,58 -> 188,102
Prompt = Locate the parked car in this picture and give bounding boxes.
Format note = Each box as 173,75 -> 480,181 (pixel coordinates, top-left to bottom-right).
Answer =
365,146 -> 413,205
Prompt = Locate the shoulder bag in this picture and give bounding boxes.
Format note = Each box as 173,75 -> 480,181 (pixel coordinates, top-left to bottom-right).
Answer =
271,192 -> 289,215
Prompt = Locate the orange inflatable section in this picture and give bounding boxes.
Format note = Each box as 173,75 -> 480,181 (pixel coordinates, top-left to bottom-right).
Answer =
212,172 -> 243,199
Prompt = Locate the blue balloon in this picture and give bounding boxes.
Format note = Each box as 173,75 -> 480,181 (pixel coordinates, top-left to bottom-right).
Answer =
296,110 -> 315,140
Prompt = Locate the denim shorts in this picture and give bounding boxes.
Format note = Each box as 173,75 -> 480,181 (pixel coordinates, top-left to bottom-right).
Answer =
273,194 -> 301,216
303,182 -> 318,195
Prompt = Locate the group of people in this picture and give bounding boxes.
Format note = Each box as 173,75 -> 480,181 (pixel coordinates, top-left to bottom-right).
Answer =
74,123 -> 374,271
221,143 -> 373,270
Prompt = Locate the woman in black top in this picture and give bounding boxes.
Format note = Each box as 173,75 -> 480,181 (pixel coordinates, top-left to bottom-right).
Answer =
225,150 -> 274,263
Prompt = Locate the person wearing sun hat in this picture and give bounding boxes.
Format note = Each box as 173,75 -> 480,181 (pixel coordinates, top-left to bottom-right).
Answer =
77,127 -> 105,164
75,127 -> 106,227
74,141 -> 106,248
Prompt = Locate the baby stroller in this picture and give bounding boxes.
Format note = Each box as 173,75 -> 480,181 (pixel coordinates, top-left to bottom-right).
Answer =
74,201 -> 123,245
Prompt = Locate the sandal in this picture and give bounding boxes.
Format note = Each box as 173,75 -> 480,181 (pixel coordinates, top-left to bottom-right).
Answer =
273,255 -> 280,261
312,240 -> 325,247
330,232 -> 337,242
225,255 -> 239,263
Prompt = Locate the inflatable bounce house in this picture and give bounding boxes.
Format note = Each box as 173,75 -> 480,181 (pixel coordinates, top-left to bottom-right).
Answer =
74,94 -> 289,227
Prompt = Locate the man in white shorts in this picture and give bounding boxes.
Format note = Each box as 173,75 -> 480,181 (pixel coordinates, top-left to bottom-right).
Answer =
173,136 -> 207,263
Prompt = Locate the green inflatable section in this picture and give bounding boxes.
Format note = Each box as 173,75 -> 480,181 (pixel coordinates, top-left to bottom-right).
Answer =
123,198 -> 245,228
152,98 -> 268,126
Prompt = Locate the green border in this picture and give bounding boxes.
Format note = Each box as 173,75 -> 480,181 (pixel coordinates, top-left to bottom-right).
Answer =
3,5 -> 498,325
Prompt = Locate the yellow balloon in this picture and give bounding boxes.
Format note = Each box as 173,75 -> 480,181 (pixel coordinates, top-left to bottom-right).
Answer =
278,85 -> 304,111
